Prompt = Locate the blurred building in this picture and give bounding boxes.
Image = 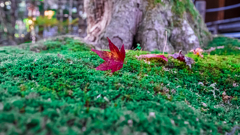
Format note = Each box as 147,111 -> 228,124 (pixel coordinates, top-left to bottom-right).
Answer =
194,0 -> 240,38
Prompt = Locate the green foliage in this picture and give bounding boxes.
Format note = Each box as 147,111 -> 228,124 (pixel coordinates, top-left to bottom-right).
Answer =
41,38 -> 91,54
0,38 -> 240,134
35,16 -> 59,27
205,36 -> 240,55
150,49 -> 168,54
171,0 -> 198,19
134,43 -> 141,51
171,0 -> 185,18
150,49 -> 161,54
210,45 -> 240,55
0,47 -> 33,55
185,0 -> 199,19
154,0 -> 164,5
206,36 -> 240,49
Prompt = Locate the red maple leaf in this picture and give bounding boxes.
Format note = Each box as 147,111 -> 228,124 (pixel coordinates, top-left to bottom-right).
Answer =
91,37 -> 125,73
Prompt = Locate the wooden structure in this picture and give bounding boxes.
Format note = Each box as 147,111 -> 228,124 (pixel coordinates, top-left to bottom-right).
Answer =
194,0 -> 240,35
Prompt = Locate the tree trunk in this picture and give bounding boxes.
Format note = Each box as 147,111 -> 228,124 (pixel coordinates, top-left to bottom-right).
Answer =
84,0 -> 212,53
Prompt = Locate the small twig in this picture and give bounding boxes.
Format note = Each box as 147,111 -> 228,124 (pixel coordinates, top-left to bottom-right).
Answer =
163,30 -> 167,55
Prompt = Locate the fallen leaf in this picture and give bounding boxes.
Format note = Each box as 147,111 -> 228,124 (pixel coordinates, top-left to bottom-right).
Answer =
169,50 -> 195,68
233,82 -> 238,87
91,37 -> 125,73
169,51 -> 185,62
222,91 -> 233,104
136,54 -> 168,63
184,57 -> 195,69
190,48 -> 203,57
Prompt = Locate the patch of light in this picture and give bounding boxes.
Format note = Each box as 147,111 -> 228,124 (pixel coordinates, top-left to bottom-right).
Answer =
14,34 -> 19,38
0,3 -> 4,7
81,12 -> 87,19
72,7 -> 77,13
28,20 -> 33,25
51,4 -> 58,9
5,1 -> 10,6
6,5 -> 10,9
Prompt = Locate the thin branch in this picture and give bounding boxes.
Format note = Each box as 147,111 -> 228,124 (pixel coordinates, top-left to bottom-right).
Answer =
163,30 -> 167,55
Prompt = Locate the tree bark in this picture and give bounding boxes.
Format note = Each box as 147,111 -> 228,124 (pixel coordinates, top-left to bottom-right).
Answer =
84,0 -> 212,53
84,0 -> 112,43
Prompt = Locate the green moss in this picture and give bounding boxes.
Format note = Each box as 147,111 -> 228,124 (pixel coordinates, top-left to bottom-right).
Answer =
203,30 -> 212,37
172,19 -> 182,27
147,0 -> 165,10
206,36 -> 240,49
41,37 -> 91,53
171,0 -> 185,18
170,0 -> 200,28
210,45 -> 240,55
171,0 -> 199,19
0,38 -> 240,134
154,0 -> 164,5
185,0 -> 199,19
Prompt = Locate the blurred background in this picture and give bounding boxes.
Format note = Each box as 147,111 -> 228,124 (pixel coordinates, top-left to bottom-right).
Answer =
0,0 -> 240,46
0,0 -> 87,46
194,0 -> 240,39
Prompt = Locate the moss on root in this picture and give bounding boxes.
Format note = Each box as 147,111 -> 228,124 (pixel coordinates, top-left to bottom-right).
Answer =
147,0 -> 164,10
170,0 -> 198,19
151,0 -> 198,19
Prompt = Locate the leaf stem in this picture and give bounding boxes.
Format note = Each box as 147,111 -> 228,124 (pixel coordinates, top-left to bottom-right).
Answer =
163,30 -> 167,55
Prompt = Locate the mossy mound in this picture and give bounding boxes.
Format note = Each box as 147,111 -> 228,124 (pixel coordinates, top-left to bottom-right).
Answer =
210,45 -> 240,55
205,36 -> 240,55
0,38 -> 240,134
206,36 -> 240,49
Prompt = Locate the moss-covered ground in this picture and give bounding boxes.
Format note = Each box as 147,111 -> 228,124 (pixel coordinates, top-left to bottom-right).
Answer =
205,36 -> 240,56
207,36 -> 240,49
0,37 -> 240,134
